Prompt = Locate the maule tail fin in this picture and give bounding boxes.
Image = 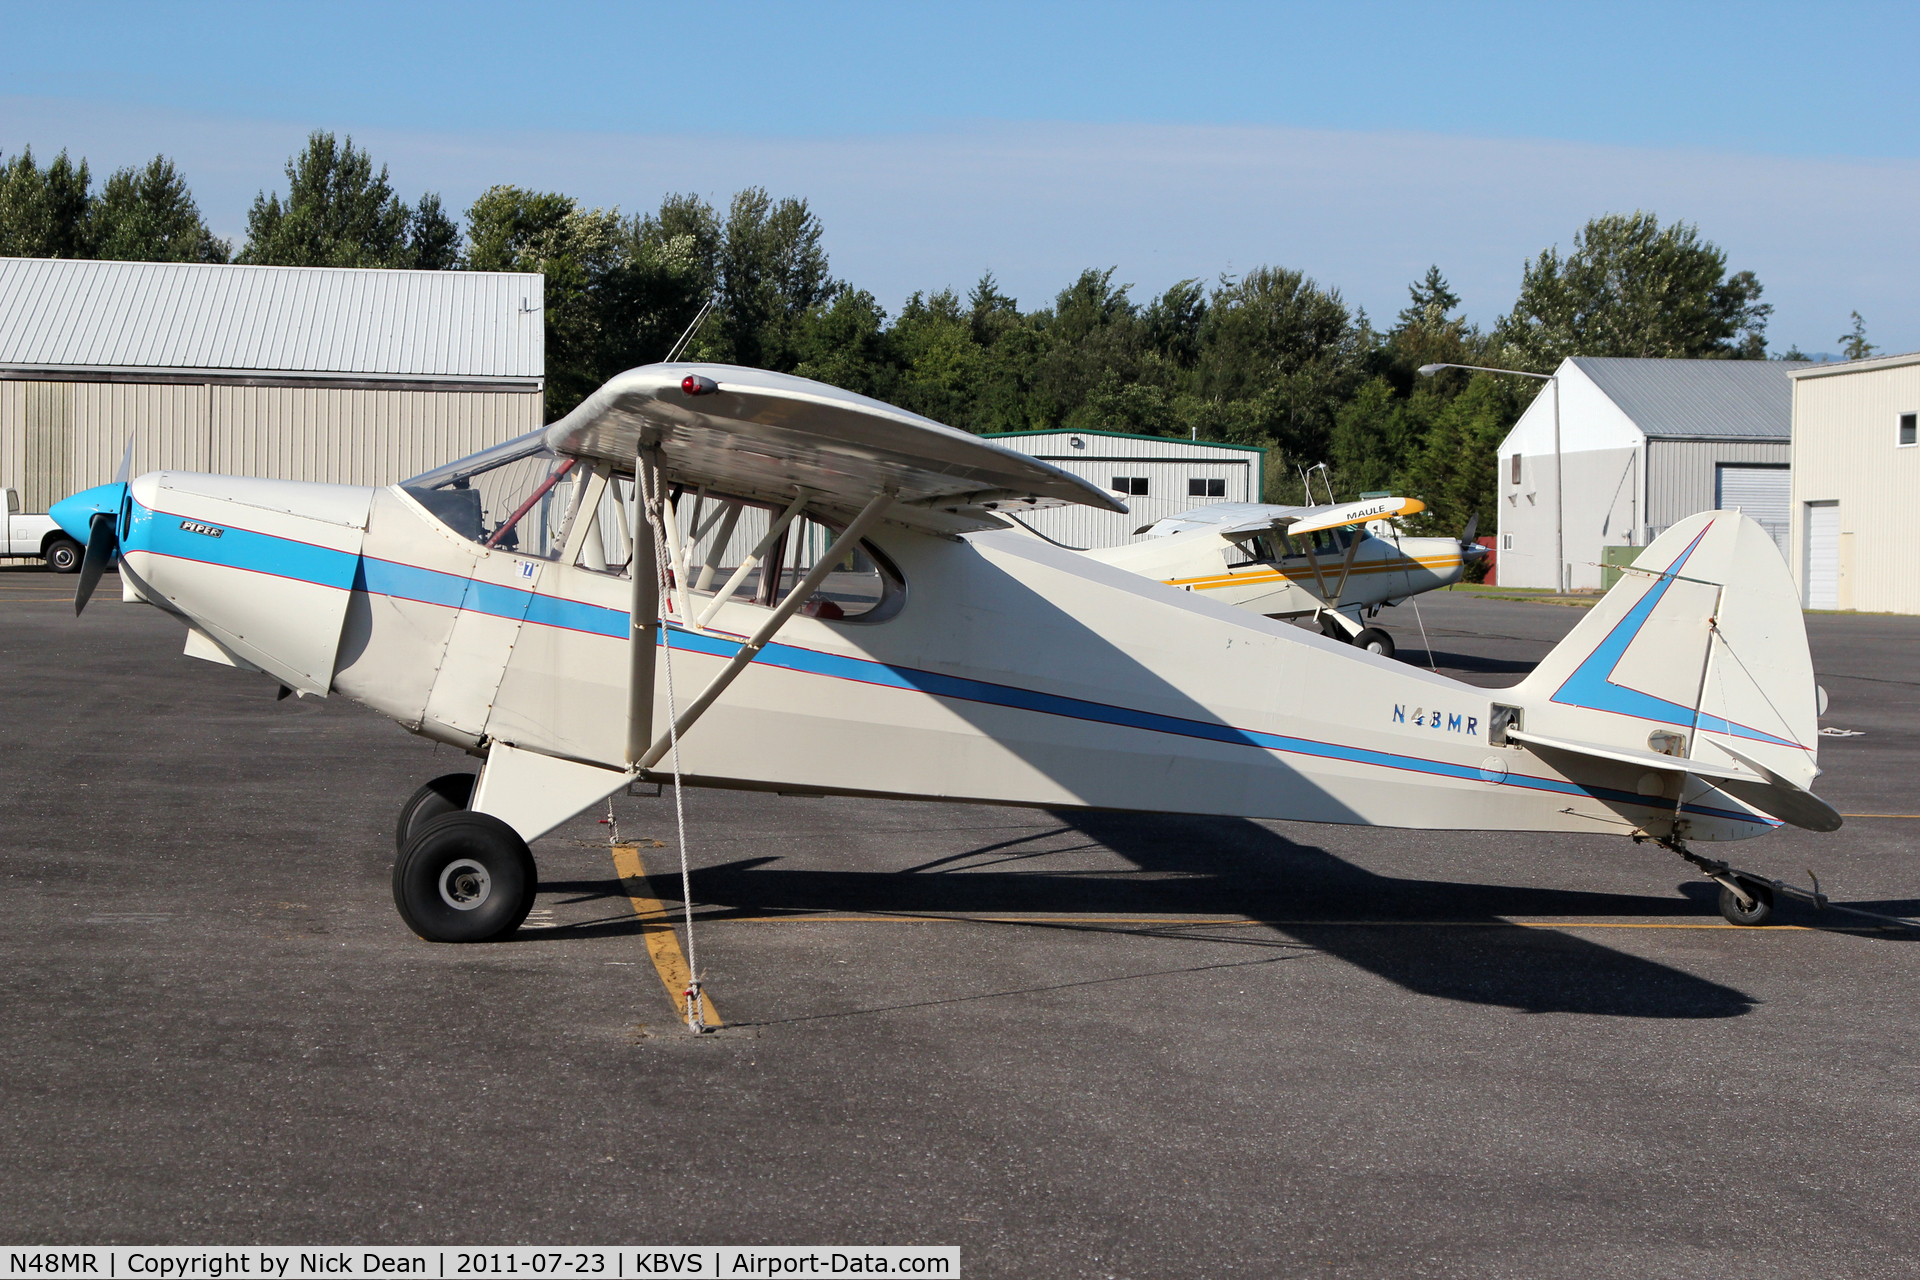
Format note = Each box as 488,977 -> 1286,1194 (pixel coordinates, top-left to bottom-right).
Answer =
1509,511 -> 1835,833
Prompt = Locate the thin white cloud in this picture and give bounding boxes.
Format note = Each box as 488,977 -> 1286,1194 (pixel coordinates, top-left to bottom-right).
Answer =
6,95 -> 1915,354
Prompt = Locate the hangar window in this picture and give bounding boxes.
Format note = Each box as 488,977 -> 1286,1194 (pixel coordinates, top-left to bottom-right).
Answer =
1112,476 -> 1149,495
401,430 -> 577,560
1510,453 -> 1522,485
1900,412 -> 1916,447
1188,477 -> 1226,497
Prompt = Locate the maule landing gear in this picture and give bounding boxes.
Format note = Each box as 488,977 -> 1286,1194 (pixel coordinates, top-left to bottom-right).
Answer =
395,772 -> 476,852
392,811 -> 538,943
1353,627 -> 1395,659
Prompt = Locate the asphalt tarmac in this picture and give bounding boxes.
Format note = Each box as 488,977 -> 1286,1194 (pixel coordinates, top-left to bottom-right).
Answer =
2,569 -> 1916,1277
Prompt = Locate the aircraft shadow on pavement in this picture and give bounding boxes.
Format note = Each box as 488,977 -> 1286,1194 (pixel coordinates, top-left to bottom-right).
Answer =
542,810 -> 1757,1020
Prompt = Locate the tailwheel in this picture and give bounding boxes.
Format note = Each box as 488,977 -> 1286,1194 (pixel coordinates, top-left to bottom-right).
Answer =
395,772 -> 477,852
1719,879 -> 1775,927
393,811 -> 537,943
1353,627 -> 1395,659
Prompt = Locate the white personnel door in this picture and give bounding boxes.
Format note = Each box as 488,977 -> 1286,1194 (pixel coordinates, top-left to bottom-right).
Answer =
1805,502 -> 1839,609
1717,465 -> 1791,561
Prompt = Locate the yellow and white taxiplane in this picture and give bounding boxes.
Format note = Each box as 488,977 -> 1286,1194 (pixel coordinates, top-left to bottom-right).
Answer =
1081,499 -> 1484,658
52,363 -> 1838,955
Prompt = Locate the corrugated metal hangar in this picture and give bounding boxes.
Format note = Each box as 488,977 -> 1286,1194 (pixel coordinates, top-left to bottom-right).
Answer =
983,429 -> 1265,548
0,257 -> 545,538
1789,351 -> 1920,613
1495,356 -> 1806,591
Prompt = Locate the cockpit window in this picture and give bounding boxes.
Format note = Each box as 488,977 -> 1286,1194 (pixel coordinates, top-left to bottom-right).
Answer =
567,481 -> 904,624
401,431 -> 579,560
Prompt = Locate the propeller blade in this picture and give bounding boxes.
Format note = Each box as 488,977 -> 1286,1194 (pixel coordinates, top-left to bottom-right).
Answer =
112,435 -> 135,486
1460,513 -> 1479,546
74,510 -> 118,616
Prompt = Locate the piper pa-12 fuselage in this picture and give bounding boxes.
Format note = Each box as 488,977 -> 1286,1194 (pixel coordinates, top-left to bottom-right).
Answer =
53,363 -> 1839,945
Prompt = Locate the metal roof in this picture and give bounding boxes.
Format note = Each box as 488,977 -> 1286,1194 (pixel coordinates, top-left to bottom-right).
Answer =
0,258 -> 543,380
1572,356 -> 1809,441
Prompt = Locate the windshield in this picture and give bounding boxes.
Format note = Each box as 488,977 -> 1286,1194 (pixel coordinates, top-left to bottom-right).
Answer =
401,431 -> 579,559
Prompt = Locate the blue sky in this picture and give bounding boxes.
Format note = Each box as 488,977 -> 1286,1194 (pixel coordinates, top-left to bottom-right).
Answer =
6,1 -> 1917,353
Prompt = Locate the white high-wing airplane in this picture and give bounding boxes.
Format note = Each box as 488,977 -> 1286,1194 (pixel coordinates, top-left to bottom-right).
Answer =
1077,498 -> 1484,657
52,363 -> 1838,948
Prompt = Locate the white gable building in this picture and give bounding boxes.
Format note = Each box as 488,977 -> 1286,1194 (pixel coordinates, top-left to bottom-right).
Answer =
1496,356 -> 1805,591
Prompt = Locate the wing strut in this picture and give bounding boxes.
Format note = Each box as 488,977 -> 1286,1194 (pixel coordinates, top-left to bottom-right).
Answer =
635,488 -> 895,771
625,456 -> 661,768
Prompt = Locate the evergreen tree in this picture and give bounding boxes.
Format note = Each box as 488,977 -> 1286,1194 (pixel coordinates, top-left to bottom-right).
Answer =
0,146 -> 93,257
241,131 -> 452,269
92,157 -> 229,263
1838,311 -> 1875,361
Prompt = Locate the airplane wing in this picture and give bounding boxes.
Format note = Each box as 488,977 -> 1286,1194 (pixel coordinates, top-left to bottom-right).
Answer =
1281,496 -> 1425,536
545,363 -> 1125,531
1136,496 -> 1426,540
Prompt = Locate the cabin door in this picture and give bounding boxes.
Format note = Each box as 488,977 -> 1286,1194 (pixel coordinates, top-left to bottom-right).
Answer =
421,553 -> 542,740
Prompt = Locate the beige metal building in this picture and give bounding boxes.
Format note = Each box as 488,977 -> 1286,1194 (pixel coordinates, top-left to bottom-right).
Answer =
1,257 -> 544,528
1788,352 -> 1920,612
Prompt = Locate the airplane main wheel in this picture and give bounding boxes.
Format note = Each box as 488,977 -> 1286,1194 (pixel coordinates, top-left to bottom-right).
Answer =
1718,880 -> 1774,927
393,811 -> 537,943
395,772 -> 477,852
1354,627 -> 1396,659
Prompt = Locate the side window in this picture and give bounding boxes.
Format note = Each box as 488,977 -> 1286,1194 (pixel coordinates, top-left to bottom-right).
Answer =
1112,476 -> 1149,496
1900,412 -> 1916,447
1187,477 -> 1226,498
1510,453 -> 1522,485
567,485 -> 905,624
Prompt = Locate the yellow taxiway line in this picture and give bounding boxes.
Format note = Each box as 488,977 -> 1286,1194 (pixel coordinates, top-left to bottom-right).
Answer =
610,843 -> 723,1026
703,913 -> 1862,932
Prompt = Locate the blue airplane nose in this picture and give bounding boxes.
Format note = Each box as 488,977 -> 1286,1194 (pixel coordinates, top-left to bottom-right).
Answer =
49,483 -> 128,543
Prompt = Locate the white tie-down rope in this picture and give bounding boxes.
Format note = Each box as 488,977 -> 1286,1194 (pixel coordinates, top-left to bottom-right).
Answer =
637,461 -> 706,1032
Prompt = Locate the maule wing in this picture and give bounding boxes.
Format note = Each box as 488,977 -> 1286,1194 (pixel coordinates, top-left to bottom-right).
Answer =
1137,496 -> 1426,540
545,363 -> 1125,531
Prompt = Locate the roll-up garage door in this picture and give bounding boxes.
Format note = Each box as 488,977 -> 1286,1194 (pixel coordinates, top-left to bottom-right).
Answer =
1716,465 -> 1791,560
1805,502 -> 1839,609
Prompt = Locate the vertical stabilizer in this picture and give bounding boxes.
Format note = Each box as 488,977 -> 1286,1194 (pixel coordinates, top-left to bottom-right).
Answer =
1511,511 -> 1821,799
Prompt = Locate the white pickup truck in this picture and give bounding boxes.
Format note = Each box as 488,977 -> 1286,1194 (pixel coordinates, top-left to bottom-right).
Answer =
3,485 -> 82,572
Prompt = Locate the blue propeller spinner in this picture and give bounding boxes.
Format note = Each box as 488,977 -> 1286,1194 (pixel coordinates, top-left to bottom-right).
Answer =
47,437 -> 135,616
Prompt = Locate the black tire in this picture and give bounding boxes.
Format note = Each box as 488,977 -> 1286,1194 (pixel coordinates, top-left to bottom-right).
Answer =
1718,879 -> 1775,926
394,772 -> 477,852
392,811 -> 537,943
1354,627 -> 1396,659
45,536 -> 82,574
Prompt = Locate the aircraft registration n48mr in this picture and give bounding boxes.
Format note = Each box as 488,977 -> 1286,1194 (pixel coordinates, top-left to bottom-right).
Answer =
51,363 -> 1838,945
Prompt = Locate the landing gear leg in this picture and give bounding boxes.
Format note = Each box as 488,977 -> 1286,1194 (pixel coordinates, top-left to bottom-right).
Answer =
1650,832 -> 1815,927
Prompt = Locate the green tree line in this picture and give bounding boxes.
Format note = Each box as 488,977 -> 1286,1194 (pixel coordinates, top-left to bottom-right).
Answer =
7,129 -> 1838,546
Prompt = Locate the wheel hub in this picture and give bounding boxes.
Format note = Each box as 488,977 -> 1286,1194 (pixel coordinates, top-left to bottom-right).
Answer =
438,858 -> 493,910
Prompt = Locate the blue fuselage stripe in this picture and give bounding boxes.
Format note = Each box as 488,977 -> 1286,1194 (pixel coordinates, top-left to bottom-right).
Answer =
124,493 -> 1769,826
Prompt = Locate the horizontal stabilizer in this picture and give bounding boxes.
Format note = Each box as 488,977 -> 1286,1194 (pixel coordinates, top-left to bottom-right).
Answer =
1504,727 -> 1752,783
1708,740 -> 1845,833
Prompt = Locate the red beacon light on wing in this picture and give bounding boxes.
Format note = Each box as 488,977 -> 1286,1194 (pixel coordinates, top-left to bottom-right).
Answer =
681,374 -> 719,396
